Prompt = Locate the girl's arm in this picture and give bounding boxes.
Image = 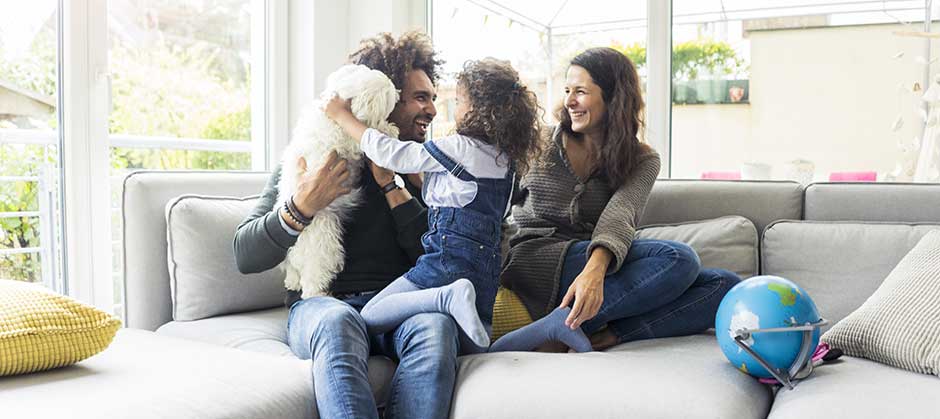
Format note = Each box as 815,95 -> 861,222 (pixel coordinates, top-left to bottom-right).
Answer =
324,94 -> 368,141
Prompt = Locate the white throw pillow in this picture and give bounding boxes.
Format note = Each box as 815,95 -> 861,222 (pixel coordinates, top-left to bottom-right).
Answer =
165,195 -> 285,321
822,230 -> 940,376
637,215 -> 758,279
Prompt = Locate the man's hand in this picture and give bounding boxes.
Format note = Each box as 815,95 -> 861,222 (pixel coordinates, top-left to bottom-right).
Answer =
294,151 -> 352,217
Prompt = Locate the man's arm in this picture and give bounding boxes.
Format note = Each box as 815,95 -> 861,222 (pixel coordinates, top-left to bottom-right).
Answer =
233,164 -> 298,273
234,154 -> 352,273
367,160 -> 428,264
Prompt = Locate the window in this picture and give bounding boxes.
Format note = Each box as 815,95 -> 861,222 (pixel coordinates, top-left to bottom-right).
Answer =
430,0 -> 648,133
1,1 -> 278,316
107,0 -> 264,315
0,1 -> 64,290
671,0 -> 940,183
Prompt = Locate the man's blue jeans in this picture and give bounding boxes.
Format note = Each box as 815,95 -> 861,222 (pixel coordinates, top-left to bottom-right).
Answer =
287,293 -> 459,419
558,240 -> 741,343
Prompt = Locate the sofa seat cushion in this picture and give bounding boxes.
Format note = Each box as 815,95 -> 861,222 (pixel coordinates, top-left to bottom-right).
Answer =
0,329 -> 314,419
155,307 -> 396,405
452,334 -> 773,419
768,356 -> 940,419
156,307 -> 293,356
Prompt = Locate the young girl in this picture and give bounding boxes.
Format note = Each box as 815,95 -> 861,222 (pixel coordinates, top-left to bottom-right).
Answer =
324,58 -> 541,350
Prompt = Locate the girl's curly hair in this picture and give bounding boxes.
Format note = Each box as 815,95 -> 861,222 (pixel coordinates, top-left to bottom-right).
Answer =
456,58 -> 543,176
348,31 -> 444,90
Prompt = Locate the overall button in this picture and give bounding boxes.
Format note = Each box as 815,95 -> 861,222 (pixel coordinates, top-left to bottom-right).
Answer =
574,184 -> 584,193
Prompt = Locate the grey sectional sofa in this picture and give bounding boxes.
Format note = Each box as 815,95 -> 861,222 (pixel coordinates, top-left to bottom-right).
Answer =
2,172 -> 938,418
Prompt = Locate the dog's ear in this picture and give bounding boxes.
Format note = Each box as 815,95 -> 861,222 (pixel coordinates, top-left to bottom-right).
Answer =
350,71 -> 399,127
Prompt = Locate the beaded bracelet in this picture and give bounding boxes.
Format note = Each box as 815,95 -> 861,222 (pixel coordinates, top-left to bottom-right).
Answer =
284,196 -> 312,226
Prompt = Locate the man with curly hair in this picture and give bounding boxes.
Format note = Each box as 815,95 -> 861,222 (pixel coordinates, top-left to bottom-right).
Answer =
234,31 -> 454,419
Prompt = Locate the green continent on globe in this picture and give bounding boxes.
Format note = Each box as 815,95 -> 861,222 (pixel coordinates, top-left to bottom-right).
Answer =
768,283 -> 797,306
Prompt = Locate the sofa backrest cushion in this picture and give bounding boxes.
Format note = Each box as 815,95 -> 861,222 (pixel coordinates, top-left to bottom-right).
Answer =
637,216 -> 758,279
123,171 -> 270,331
761,220 -> 940,327
822,230 -> 940,377
804,182 -> 940,223
166,195 -> 286,321
642,180 -> 803,236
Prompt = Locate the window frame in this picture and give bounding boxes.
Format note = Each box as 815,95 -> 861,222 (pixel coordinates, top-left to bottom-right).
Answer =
59,0 -> 286,311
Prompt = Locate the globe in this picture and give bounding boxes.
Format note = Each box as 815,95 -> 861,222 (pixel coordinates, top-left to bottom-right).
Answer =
715,275 -> 822,378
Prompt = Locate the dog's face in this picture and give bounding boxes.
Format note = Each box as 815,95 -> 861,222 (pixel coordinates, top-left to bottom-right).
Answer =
325,65 -> 399,129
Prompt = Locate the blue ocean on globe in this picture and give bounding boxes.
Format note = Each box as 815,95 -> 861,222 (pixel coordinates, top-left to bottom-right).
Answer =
715,275 -> 822,378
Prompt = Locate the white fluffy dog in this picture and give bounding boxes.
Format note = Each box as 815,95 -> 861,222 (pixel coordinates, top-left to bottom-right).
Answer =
278,64 -> 399,298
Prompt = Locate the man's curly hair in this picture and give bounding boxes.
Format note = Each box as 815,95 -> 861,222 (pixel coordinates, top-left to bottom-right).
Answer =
456,58 -> 543,176
348,31 -> 444,90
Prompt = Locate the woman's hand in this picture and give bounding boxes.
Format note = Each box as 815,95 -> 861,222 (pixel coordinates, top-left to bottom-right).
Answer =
559,266 -> 605,329
559,246 -> 613,329
324,94 -> 352,121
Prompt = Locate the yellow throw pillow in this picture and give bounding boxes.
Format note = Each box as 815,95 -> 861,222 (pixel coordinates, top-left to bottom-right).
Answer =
491,287 -> 533,340
0,279 -> 121,376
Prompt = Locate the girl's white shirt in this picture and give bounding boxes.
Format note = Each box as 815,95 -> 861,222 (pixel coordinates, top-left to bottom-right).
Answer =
360,127 -> 510,208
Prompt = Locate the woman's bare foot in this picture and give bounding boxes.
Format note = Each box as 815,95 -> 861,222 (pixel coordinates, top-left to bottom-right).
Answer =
589,329 -> 619,351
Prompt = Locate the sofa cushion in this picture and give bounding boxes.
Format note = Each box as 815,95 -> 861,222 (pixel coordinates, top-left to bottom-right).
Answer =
804,182 -> 940,223
123,171 -> 270,330
637,215 -> 758,278
767,356 -> 940,419
821,230 -> 940,376
155,307 -> 396,406
0,329 -> 315,418
157,307 -> 293,356
452,334 -> 773,419
641,180 -> 803,236
0,280 -> 121,376
165,194 -> 286,321
761,221 -> 940,326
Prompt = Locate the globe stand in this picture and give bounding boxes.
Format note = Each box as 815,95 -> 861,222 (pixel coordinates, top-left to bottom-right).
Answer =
733,319 -> 829,390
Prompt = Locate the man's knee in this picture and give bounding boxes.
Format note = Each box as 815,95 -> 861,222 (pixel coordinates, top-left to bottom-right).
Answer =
399,313 -> 459,355
317,303 -> 367,335
292,299 -> 368,350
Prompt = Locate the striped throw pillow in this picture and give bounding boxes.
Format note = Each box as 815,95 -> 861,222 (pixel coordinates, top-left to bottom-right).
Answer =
822,230 -> 940,376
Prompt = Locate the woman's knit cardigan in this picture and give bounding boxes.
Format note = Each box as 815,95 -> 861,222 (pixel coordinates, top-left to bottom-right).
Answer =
500,126 -> 661,320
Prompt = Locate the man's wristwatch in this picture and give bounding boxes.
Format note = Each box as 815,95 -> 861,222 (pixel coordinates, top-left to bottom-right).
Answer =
380,179 -> 401,194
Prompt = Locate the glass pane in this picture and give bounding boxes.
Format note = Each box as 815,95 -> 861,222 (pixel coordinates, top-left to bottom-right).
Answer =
431,0 -> 648,134
107,0 -> 256,313
0,1 -> 63,288
672,0 -> 940,183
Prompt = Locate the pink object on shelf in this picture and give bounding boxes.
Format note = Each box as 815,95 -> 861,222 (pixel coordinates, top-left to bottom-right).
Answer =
701,171 -> 741,180
828,171 -> 877,182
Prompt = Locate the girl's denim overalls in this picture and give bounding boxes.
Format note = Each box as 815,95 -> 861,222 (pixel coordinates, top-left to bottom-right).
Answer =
403,140 -> 514,324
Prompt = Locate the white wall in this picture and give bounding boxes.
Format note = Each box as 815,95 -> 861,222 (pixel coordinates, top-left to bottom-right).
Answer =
671,23 -> 940,181
284,0 -> 428,160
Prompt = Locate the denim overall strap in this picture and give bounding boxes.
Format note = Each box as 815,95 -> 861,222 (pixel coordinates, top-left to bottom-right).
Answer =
423,141 -> 477,182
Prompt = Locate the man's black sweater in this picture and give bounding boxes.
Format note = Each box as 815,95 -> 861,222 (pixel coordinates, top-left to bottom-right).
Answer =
233,161 -> 427,307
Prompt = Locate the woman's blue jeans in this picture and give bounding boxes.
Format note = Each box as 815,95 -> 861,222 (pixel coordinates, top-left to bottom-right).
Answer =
557,240 -> 740,344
